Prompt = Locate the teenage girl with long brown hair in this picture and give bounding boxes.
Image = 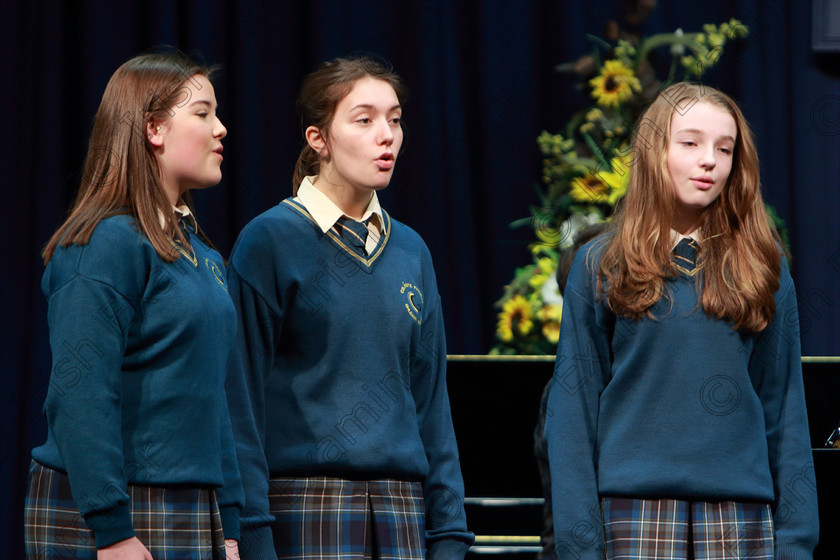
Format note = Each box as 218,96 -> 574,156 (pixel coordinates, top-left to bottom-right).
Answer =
25,51 -> 243,560
545,82 -> 818,560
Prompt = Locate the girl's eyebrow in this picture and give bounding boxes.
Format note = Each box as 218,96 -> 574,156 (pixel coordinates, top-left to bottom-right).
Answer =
348,103 -> 402,112
673,128 -> 735,142
189,99 -> 217,109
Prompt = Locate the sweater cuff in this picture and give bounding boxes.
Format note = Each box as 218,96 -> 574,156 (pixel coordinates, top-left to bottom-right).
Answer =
556,552 -> 605,560
239,524 -> 278,560
774,543 -> 816,560
428,538 -> 471,560
219,505 -> 241,541
84,502 -> 135,549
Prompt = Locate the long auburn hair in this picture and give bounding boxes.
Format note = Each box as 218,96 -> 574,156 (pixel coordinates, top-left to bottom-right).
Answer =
43,51 -> 217,264
596,82 -> 782,332
292,56 -> 407,193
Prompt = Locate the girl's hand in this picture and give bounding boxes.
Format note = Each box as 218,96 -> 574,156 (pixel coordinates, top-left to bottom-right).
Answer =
225,539 -> 240,559
97,536 -> 154,559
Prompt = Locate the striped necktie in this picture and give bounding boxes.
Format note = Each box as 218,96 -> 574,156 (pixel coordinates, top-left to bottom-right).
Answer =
672,237 -> 699,271
336,217 -> 372,255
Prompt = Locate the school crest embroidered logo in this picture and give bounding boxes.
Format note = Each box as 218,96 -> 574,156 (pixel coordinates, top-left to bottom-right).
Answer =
400,282 -> 423,325
205,258 -> 227,291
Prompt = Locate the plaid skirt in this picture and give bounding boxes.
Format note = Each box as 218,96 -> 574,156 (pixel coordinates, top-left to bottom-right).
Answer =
601,497 -> 774,560
268,476 -> 425,560
24,461 -> 226,559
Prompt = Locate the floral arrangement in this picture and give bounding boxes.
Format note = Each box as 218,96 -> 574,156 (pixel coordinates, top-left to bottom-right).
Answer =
491,17 -> 749,355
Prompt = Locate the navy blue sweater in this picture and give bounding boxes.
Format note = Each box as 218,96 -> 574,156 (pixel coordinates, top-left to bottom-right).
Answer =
226,199 -> 473,559
32,214 -> 244,548
545,238 -> 818,560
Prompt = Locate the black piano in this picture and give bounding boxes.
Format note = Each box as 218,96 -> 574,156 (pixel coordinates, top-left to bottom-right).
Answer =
447,356 -> 838,559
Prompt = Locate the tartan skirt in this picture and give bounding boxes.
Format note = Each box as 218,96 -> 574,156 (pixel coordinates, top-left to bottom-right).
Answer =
268,476 -> 426,560
24,461 -> 226,559
601,497 -> 774,560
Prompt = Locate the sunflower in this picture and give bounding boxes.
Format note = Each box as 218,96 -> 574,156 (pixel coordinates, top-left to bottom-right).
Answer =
537,304 -> 563,344
496,295 -> 534,342
570,174 -> 609,204
588,59 -> 642,108
596,155 -> 632,205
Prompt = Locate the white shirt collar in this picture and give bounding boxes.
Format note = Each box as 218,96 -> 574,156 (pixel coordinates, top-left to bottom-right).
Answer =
295,176 -> 384,234
158,202 -> 197,231
174,204 -> 197,230
670,228 -> 702,250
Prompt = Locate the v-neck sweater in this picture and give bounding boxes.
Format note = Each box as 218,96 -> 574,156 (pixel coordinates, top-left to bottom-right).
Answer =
32,214 -> 244,547
225,198 -> 472,558
545,237 -> 818,560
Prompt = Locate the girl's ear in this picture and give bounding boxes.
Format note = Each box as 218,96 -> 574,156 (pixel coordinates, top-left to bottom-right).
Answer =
147,119 -> 164,148
305,126 -> 328,158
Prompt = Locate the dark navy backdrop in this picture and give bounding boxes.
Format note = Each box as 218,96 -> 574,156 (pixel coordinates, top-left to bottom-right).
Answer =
3,1 -> 839,556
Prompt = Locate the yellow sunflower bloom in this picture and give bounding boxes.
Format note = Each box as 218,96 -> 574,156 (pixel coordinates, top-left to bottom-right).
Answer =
570,174 -> 609,204
496,295 -> 534,342
594,155 -> 632,205
537,304 -> 563,344
588,59 -> 642,108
